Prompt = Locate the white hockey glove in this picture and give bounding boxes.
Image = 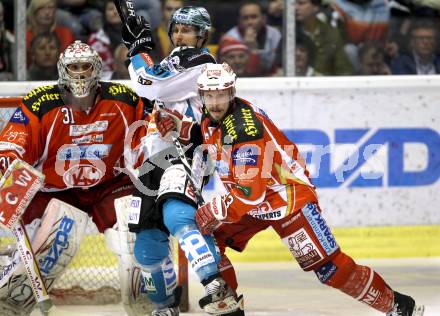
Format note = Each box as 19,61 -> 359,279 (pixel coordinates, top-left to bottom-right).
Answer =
195,195 -> 228,235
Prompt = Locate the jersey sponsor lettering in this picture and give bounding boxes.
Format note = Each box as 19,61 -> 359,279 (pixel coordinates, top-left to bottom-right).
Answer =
71,134 -> 104,144
315,261 -> 338,283
222,114 -> 238,141
56,144 -> 111,160
161,257 -> 177,296
62,164 -> 103,187
0,141 -> 25,156
361,286 -> 381,306
232,145 -> 259,166
302,203 -> 338,256
283,227 -> 323,269
10,108 -> 29,125
141,272 -> 157,294
69,121 -> 109,137
241,108 -> 259,137
128,196 -> 142,224
179,230 -> 215,271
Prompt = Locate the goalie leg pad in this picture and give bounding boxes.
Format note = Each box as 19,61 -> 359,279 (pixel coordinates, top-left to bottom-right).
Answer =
0,198 -> 88,314
106,195 -> 155,316
156,164 -> 198,208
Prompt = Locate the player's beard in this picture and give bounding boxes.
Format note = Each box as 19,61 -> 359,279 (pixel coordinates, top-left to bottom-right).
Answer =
61,87 -> 98,113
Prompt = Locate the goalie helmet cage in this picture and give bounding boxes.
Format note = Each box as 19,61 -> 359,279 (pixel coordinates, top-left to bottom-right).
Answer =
0,96 -> 189,311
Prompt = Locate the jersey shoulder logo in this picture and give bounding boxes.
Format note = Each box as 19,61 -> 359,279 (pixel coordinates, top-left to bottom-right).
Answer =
220,100 -> 263,144
21,85 -> 63,118
100,82 -> 139,107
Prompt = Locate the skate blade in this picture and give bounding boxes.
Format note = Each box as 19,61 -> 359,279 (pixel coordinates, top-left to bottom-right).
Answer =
202,294 -> 244,315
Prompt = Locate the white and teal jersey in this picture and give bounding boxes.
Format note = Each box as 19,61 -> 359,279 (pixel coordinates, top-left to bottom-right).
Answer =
128,46 -> 215,124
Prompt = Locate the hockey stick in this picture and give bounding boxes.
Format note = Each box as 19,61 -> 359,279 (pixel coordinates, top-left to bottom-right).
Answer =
155,101 -> 206,206
0,161 -> 77,316
113,0 -> 154,66
113,0 -> 136,23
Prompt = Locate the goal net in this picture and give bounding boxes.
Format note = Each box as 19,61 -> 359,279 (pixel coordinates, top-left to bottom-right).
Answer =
0,89 -> 189,309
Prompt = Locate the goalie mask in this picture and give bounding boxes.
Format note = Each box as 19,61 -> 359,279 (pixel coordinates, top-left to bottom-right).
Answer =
197,63 -> 237,122
57,40 -> 102,98
168,6 -> 211,47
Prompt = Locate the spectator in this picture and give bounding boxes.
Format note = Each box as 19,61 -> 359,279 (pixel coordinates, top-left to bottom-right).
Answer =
222,1 -> 282,76
267,0 -> 284,30
295,37 -> 321,76
110,43 -> 130,80
357,42 -> 391,75
87,0 -> 123,79
217,36 -> 261,77
57,0 -> 102,40
153,0 -> 184,60
331,0 -> 390,70
296,0 -> 353,75
391,19 -> 440,74
27,32 -> 60,80
0,1 -> 14,80
133,0 -> 161,31
27,0 -> 75,66
332,0 -> 390,45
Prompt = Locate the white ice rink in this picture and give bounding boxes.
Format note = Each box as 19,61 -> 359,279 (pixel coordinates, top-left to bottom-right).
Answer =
46,257 -> 440,316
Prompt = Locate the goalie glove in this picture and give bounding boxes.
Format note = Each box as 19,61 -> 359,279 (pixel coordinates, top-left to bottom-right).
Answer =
122,15 -> 155,57
154,108 -> 195,143
196,195 -> 229,235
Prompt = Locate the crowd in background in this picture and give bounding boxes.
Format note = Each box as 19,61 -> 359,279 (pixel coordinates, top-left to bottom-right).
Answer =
0,0 -> 440,80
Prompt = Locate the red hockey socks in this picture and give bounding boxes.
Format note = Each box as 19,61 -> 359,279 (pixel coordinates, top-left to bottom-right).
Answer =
322,252 -> 394,313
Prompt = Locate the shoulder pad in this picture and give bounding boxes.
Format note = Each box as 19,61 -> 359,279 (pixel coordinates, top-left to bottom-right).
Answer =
220,102 -> 263,144
100,82 -> 139,107
21,85 -> 64,118
169,47 -> 216,69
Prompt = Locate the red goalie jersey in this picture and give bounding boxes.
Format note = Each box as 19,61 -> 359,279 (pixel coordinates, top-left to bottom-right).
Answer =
0,82 -> 149,191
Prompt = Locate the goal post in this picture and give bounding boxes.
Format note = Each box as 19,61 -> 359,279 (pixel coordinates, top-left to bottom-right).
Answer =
0,89 -> 189,311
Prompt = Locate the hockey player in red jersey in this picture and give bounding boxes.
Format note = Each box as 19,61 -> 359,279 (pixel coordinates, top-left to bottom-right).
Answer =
0,40 -> 151,315
155,63 -> 425,316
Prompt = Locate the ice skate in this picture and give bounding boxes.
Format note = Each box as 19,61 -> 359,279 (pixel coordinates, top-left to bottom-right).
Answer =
151,286 -> 182,316
386,291 -> 425,316
199,277 -> 245,315
151,306 -> 179,316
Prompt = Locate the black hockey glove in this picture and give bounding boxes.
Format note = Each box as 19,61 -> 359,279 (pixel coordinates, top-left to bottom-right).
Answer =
122,16 -> 155,57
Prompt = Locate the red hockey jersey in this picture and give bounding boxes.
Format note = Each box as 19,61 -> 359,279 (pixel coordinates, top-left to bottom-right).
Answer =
0,82 -> 149,191
200,97 -> 318,222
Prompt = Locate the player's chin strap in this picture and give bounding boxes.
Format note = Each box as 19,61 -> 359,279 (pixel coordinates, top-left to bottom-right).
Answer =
105,195 -> 154,316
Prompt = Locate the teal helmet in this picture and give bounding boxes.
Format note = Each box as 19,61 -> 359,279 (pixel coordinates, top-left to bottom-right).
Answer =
168,6 -> 211,44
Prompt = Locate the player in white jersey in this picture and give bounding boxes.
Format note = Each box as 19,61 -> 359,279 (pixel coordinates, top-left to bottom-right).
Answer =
121,6 -> 244,316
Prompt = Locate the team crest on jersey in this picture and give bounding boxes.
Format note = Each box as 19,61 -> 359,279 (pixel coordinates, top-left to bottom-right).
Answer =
9,108 -> 29,125
62,164 -> 103,187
